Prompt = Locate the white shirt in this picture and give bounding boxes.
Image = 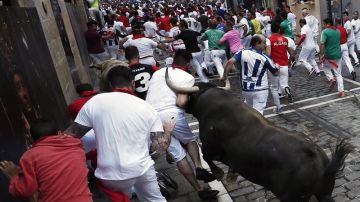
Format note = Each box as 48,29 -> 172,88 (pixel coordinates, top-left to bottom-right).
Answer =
113,21 -> 124,32
234,18 -> 249,37
287,12 -> 297,32
285,37 -> 296,59
143,21 -> 158,37
169,26 -> 184,46
351,19 -> 360,38
146,68 -> 195,113
344,20 -> 355,42
75,92 -> 163,180
184,17 -> 201,32
305,15 -> 319,37
300,24 -> 316,48
123,37 -> 158,58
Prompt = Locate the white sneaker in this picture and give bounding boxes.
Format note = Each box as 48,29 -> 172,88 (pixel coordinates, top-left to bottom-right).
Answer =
273,107 -> 283,114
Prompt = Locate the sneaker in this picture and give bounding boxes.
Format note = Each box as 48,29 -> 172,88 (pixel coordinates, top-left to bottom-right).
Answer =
198,190 -> 219,201
354,62 -> 360,67
285,87 -> 294,103
196,168 -> 216,183
202,68 -> 211,77
339,91 -> 346,97
278,93 -> 285,99
317,72 -> 321,77
328,79 -> 336,90
273,107 -> 283,114
308,68 -> 315,76
351,71 -> 357,80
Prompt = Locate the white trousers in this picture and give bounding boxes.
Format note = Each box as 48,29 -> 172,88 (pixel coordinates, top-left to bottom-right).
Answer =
277,67 -> 289,93
356,37 -> 360,52
100,166 -> 166,202
89,52 -> 110,64
140,57 -> 156,66
348,40 -> 359,63
268,73 -> 281,110
191,51 -> 209,82
107,45 -> 118,60
210,49 -> 227,78
341,43 -> 354,74
314,35 -> 320,53
158,111 -> 196,163
242,90 -> 268,115
323,58 -> 344,92
298,46 -> 320,73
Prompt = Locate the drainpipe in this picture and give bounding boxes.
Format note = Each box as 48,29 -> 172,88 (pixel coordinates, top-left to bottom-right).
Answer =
327,0 -> 333,20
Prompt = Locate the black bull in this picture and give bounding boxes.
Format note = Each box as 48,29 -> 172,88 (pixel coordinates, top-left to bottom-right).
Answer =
165,68 -> 353,202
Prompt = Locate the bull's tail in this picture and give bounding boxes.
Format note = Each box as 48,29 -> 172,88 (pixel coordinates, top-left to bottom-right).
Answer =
324,139 -> 354,178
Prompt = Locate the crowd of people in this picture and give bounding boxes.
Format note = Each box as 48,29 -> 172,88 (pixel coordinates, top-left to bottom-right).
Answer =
1,0 -> 360,201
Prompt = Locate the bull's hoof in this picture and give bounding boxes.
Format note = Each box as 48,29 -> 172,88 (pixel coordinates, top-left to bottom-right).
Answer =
226,171 -> 239,183
196,168 -> 216,183
198,189 -> 219,201
213,168 -> 225,180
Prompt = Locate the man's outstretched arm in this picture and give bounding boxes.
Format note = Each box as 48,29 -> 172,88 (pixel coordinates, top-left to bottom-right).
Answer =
65,122 -> 92,139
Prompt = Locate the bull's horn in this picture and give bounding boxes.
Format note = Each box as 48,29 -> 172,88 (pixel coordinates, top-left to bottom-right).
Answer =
218,79 -> 231,90
165,67 -> 199,93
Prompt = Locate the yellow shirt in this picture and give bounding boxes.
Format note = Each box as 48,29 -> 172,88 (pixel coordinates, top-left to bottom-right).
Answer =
251,19 -> 262,34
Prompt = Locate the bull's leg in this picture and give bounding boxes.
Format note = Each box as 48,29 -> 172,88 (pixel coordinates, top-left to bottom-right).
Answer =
185,141 -> 217,182
315,194 -> 334,202
202,154 -> 224,180
226,167 -> 240,183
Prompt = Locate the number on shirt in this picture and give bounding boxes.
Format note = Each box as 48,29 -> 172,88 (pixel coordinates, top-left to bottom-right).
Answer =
193,22 -> 198,28
187,21 -> 192,28
134,72 -> 151,92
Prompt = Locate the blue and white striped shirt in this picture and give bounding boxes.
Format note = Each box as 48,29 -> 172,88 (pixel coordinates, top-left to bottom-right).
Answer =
233,48 -> 278,91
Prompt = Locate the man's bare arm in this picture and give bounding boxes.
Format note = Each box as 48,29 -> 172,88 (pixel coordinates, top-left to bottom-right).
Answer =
150,120 -> 175,151
65,122 -> 92,139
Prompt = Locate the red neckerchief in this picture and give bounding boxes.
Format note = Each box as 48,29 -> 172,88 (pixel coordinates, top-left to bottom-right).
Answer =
133,34 -> 145,39
112,87 -> 137,96
325,25 -> 337,30
321,57 -> 339,68
172,63 -> 189,72
80,90 -> 98,97
344,17 -> 350,23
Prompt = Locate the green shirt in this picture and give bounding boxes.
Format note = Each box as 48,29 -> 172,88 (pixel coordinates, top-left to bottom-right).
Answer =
321,28 -> 341,60
203,29 -> 226,50
280,19 -> 294,39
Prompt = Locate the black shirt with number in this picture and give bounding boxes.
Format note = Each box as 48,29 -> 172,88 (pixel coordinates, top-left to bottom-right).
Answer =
129,63 -> 159,100
174,29 -> 201,53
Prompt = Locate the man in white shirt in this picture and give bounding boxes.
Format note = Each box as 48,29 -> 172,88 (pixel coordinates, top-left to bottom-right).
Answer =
67,65 -> 175,201
286,6 -> 297,33
122,26 -> 169,66
143,16 -> 158,38
352,11 -> 360,52
297,19 -> 320,75
168,17 -> 185,51
344,11 -> 359,66
302,8 -> 319,52
184,14 -> 201,32
235,12 -> 251,48
146,50 -> 219,201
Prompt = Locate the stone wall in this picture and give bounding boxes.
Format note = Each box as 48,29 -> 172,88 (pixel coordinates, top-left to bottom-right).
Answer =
17,0 -> 77,104
57,0 -> 91,84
